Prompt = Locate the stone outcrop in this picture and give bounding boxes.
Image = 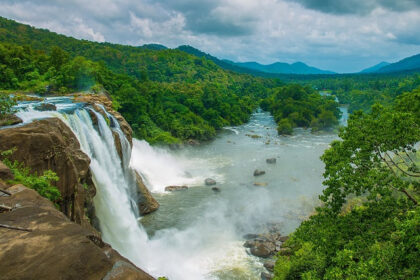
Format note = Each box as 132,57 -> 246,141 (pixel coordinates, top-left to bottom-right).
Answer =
0,182 -> 154,280
0,118 -> 95,228
135,171 -> 159,215
165,185 -> 188,191
0,114 -> 22,127
254,169 -> 266,176
205,178 -> 217,185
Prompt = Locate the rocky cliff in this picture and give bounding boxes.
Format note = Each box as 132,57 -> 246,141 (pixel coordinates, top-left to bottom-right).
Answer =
0,117 -> 95,228
0,164 -> 154,280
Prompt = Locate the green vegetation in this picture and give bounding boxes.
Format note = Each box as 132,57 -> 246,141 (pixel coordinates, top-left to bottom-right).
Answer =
261,84 -> 341,135
273,88 -> 420,279
1,149 -> 61,204
0,92 -> 16,119
0,16 -> 285,144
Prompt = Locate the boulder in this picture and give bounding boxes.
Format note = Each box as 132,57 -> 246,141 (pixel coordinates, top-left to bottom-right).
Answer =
243,233 -> 259,240
263,260 -> 275,272
205,178 -> 216,186
254,169 -> 266,176
165,185 -> 188,191
0,114 -> 23,127
211,187 -> 221,193
135,171 -> 159,215
0,184 -> 153,280
266,158 -> 276,164
278,235 -> 289,242
254,182 -> 268,187
0,118 -> 94,227
261,272 -> 273,280
36,103 -> 57,111
0,160 -> 13,181
250,242 -> 274,258
243,240 -> 256,248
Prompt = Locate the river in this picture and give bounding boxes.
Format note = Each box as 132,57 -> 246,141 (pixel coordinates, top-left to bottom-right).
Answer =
130,110 -> 340,279
12,97 -> 345,279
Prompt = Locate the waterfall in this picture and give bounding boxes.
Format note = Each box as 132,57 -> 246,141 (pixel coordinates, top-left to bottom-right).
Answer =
16,103 -> 150,267
63,109 -> 149,263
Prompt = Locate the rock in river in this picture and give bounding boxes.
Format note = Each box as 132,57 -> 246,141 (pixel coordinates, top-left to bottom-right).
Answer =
212,187 -> 221,193
165,185 -> 188,191
266,158 -> 276,164
205,178 -> 217,185
254,169 -> 266,176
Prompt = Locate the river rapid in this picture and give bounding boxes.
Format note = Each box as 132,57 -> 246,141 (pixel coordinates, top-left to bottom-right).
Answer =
130,110 -> 341,279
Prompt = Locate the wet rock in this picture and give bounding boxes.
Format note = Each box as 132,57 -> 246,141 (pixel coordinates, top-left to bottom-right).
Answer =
254,169 -> 266,176
135,171 -> 159,215
263,260 -> 275,272
165,185 -> 188,191
0,184 -> 154,280
261,272 -> 273,280
0,114 -> 23,127
211,187 -> 221,193
205,178 -> 217,186
186,139 -> 200,146
36,103 -> 57,111
0,118 -> 94,227
0,160 -> 13,181
250,242 -> 274,258
244,240 -> 257,248
112,131 -> 123,161
278,235 -> 289,242
266,158 -> 276,164
254,182 -> 268,187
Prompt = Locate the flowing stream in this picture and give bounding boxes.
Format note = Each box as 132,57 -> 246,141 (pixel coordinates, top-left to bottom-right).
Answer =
12,97 -> 346,279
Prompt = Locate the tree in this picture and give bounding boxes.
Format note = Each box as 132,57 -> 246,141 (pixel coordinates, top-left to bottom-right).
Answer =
321,104 -> 419,212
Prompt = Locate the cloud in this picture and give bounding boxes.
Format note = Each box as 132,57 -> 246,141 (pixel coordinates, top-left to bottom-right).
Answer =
0,0 -> 419,72
288,0 -> 420,15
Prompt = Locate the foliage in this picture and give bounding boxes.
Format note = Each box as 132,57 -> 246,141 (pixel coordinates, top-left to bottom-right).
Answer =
261,84 -> 341,134
0,92 -> 16,119
1,149 -> 61,203
0,16 -> 283,144
273,88 -> 420,279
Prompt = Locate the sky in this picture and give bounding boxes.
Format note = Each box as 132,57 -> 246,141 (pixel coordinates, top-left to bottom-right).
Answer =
0,0 -> 419,73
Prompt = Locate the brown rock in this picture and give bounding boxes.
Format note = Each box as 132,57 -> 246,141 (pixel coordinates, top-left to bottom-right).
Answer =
112,130 -> 124,161
0,114 -> 22,127
0,118 -> 94,227
0,160 -> 13,181
278,235 -> 289,242
165,185 -> 188,191
250,242 -> 274,258
261,272 -> 273,280
135,171 -> 159,215
253,169 -> 266,176
0,185 -> 153,280
263,260 -> 275,272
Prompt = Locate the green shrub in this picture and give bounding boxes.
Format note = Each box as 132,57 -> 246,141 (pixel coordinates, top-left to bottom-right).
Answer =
0,93 -> 16,119
1,149 -> 61,204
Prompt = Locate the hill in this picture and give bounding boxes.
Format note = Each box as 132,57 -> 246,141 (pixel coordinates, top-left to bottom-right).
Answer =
233,61 -> 335,75
360,61 -> 390,73
376,53 -> 420,73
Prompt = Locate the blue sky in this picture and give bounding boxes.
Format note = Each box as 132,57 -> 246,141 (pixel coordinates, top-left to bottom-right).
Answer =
1,0 -> 419,73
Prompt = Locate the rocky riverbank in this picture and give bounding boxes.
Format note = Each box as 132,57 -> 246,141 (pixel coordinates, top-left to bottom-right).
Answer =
0,162 -> 154,280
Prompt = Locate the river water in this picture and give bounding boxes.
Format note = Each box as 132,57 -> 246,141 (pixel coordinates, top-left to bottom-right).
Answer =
11,97 -> 345,279
130,110 -> 340,279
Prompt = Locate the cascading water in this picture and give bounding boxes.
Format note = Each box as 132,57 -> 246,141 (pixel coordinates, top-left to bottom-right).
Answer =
16,101 -> 150,266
